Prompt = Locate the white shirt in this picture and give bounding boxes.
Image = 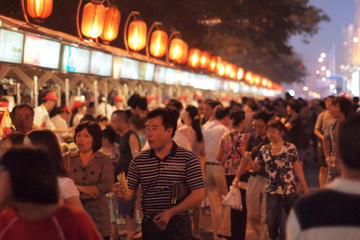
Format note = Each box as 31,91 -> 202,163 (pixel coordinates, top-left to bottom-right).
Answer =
58,177 -> 80,200
202,120 -> 229,163
173,129 -> 192,151
287,178 -> 360,240
51,114 -> 71,143
72,113 -> 84,127
96,102 -> 114,120
34,104 -> 55,130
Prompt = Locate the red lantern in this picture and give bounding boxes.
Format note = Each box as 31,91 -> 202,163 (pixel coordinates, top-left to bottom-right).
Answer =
237,67 -> 244,80
169,38 -> 188,64
262,78 -> 268,88
245,72 -> 253,84
128,20 -> 147,52
81,1 -> 107,39
26,0 -> 53,20
100,6 -> 121,43
254,75 -> 261,85
188,48 -> 201,68
150,30 -> 168,58
200,51 -> 210,68
208,56 -> 218,72
216,60 -> 225,76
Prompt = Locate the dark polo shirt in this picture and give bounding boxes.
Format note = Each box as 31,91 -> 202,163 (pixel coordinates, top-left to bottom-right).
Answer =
127,142 -> 204,219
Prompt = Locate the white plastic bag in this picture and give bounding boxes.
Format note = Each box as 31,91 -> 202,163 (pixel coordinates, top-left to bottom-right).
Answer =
222,186 -> 243,210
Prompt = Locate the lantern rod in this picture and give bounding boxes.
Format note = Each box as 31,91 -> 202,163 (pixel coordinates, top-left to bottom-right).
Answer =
76,0 -> 85,40
146,21 -> 162,57
21,0 -> 30,23
124,11 -> 140,51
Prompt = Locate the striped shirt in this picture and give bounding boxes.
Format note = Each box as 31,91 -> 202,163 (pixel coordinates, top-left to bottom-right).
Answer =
127,142 -> 204,219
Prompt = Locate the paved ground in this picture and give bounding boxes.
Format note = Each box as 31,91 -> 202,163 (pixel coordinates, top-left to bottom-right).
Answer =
116,162 -> 320,240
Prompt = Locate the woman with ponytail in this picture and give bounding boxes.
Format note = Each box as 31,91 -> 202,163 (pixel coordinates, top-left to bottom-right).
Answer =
178,105 -> 204,240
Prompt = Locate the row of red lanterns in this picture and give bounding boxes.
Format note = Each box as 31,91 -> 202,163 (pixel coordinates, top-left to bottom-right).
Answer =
22,0 -> 281,91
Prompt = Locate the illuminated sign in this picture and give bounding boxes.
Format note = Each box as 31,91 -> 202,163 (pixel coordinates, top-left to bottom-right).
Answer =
61,45 -> 90,74
0,29 -> 24,64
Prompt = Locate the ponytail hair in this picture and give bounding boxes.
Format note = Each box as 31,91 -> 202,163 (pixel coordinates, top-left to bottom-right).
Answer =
186,105 -> 203,142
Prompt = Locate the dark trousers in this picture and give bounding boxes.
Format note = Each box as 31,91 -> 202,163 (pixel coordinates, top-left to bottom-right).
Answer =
266,193 -> 298,240
226,175 -> 247,240
142,214 -> 192,240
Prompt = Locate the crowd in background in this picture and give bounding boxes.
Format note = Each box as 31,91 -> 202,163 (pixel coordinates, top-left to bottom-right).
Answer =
0,89 -> 360,240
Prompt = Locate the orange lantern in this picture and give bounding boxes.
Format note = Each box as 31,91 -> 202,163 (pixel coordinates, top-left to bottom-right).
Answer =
229,65 -> 236,79
262,78 -> 268,88
100,6 -> 121,43
200,51 -> 210,68
26,0 -> 53,20
81,1 -> 107,39
237,67 -> 244,80
216,60 -> 225,76
208,56 -> 218,72
245,71 -> 253,84
188,48 -> 201,68
169,38 -> 188,64
254,75 -> 261,85
127,20 -> 147,52
150,30 -> 168,58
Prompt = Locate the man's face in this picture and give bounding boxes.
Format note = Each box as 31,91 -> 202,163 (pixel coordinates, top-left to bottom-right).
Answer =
330,104 -> 342,119
252,119 -> 267,136
145,116 -> 172,151
203,104 -> 213,121
111,115 -> 123,133
48,100 -> 56,111
325,98 -> 333,110
13,107 -> 33,134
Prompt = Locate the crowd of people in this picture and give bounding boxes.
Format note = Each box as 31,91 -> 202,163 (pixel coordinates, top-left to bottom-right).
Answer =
0,89 -> 360,240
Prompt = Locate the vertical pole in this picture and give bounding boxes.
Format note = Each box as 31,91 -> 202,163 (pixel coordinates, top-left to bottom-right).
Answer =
65,78 -> 70,107
94,80 -> 98,115
16,83 -> 21,104
34,75 -> 38,107
104,80 -> 108,117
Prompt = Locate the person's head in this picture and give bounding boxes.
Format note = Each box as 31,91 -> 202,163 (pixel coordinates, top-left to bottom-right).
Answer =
127,94 -> 148,116
75,121 -> 103,153
325,96 -> 335,110
252,111 -> 272,136
244,99 -> 258,113
96,115 -> 108,130
113,94 -> 123,109
266,120 -> 287,143
40,90 -> 59,112
26,129 -> 67,177
203,99 -> 220,121
102,127 -> 118,148
111,110 -> 131,134
330,97 -> 353,120
58,106 -> 71,120
230,107 -> 245,128
0,147 -> 59,206
183,105 -> 203,142
80,114 -> 96,123
0,132 -> 25,156
338,113 -> 360,172
286,99 -> 302,115
129,113 -> 146,131
146,108 -> 177,151
167,99 -> 183,113
11,104 -> 34,134
214,106 -> 230,127
72,101 -> 87,115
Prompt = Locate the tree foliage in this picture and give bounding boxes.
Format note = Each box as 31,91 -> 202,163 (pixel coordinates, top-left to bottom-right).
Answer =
0,0 -> 329,84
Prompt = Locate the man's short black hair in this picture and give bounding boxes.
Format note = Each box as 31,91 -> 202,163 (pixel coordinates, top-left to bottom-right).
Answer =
11,104 -> 34,119
147,108 -> 177,137
253,111 -> 273,124
127,94 -> 148,111
204,99 -> 220,109
246,99 -> 258,111
230,107 -> 245,127
102,127 -> 118,144
75,121 -> 103,152
339,113 -> 360,170
214,106 -> 230,120
332,96 -> 353,117
287,99 -> 302,113
0,147 -> 58,204
112,109 -> 131,123
166,99 -> 183,112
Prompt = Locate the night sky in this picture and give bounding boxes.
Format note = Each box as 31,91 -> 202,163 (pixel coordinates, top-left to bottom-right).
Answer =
290,0 -> 354,94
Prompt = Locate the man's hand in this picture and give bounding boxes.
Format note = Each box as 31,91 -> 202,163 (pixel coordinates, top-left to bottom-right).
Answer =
77,185 -> 100,198
153,210 -> 173,230
111,182 -> 127,198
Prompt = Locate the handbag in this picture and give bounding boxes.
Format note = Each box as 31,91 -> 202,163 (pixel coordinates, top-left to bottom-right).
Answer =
170,181 -> 190,205
222,185 -> 243,210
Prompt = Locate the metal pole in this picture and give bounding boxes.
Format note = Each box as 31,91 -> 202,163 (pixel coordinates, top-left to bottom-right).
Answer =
65,78 -> 70,107
34,75 -> 38,107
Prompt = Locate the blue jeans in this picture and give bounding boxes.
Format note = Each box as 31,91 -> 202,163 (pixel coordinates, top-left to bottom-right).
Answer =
266,193 -> 298,240
142,214 -> 192,240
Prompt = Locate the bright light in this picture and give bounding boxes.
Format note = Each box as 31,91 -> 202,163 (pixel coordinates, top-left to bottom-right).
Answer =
326,70 -> 331,77
288,89 -> 295,96
318,57 -> 324,63
321,66 -> 327,71
322,77 -> 326,82
320,52 -> 326,58
303,86 -> 309,91
329,84 -> 335,90
353,37 -> 359,43
315,70 -> 320,74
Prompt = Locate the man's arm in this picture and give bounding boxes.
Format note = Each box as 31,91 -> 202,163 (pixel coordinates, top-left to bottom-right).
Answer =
313,128 -> 324,141
129,134 -> 140,158
153,187 -> 205,230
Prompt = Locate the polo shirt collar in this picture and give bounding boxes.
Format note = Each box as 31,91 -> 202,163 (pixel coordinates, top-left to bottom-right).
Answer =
149,141 -> 178,160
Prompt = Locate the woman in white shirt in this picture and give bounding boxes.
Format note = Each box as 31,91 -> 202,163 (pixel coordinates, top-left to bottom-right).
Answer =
26,129 -> 83,209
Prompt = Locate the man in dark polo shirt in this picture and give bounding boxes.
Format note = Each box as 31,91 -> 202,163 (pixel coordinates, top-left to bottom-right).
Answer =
287,113 -> 360,240
114,108 -> 205,240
